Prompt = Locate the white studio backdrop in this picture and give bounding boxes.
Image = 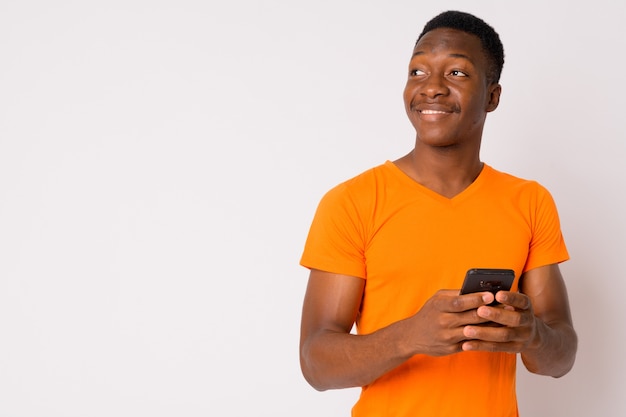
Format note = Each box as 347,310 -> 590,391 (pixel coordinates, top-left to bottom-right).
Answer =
0,1 -> 624,416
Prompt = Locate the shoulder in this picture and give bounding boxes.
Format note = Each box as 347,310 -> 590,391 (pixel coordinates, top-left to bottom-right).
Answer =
483,164 -> 553,199
320,162 -> 396,206
482,165 -> 563,230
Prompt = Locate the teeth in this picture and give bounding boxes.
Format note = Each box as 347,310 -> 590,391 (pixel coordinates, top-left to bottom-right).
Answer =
421,110 -> 447,115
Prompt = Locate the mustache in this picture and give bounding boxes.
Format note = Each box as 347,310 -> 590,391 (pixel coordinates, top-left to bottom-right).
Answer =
410,102 -> 461,113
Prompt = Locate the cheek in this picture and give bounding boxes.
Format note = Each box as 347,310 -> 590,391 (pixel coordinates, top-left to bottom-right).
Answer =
468,107 -> 488,127
402,85 -> 415,109
466,93 -> 489,117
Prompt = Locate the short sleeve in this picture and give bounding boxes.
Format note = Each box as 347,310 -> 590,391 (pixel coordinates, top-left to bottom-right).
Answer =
300,183 -> 368,279
523,183 -> 569,272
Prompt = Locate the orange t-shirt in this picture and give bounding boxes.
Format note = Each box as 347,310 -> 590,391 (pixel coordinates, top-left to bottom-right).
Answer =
300,161 -> 569,417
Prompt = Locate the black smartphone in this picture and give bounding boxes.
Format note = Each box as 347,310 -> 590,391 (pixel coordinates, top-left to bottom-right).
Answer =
459,268 -> 515,305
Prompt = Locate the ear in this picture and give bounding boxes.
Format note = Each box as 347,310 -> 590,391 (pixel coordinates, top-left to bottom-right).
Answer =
485,83 -> 501,113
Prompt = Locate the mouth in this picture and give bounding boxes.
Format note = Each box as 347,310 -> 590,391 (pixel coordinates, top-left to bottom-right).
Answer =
419,109 -> 451,115
415,108 -> 456,121
411,102 -> 458,113
411,103 -> 459,120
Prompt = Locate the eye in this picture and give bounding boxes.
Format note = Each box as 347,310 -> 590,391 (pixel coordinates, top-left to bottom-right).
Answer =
410,68 -> 426,76
450,70 -> 468,77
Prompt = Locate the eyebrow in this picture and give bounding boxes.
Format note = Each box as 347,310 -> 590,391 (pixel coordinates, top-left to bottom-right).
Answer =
411,51 -> 475,64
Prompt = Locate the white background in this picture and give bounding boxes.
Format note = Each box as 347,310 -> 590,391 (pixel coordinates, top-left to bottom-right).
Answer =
1,1 -> 624,416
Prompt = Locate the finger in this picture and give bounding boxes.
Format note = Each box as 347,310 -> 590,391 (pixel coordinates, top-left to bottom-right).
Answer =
476,305 -> 531,328
447,292 -> 494,312
461,339 -> 520,353
455,309 -> 493,326
463,324 -> 511,342
495,291 -> 530,310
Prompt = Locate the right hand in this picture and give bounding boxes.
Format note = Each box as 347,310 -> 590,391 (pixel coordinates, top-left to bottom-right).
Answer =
401,289 -> 495,357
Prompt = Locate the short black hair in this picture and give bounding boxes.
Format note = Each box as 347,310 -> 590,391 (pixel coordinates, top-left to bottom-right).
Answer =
416,10 -> 505,84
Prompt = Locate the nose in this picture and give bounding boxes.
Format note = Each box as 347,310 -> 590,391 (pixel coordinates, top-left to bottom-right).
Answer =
421,74 -> 449,98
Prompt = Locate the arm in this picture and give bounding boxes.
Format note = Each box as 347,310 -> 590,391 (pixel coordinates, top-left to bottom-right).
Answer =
299,268 -> 493,391
461,263 -> 577,377
517,263 -> 577,376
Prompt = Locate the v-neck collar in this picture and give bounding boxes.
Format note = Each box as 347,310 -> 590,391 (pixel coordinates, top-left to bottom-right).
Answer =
384,160 -> 490,206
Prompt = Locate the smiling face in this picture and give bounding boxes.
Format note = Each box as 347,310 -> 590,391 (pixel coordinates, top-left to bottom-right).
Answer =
403,28 -> 501,149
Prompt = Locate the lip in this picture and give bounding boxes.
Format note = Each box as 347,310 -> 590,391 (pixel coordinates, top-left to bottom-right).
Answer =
411,103 -> 458,120
413,103 -> 456,112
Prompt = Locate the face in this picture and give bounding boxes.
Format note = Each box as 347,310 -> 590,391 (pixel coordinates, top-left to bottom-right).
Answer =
403,28 -> 501,148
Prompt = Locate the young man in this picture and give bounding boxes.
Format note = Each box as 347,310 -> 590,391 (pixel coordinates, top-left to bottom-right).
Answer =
298,10 -> 577,417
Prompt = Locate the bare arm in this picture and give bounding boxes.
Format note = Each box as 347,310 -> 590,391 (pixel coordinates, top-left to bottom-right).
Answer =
461,264 -> 577,377
299,269 -> 492,391
517,264 -> 577,376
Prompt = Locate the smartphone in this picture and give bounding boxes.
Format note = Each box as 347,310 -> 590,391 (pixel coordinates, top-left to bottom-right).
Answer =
459,268 -> 515,305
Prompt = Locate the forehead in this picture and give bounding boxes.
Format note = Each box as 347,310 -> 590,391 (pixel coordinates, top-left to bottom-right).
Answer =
413,28 -> 486,64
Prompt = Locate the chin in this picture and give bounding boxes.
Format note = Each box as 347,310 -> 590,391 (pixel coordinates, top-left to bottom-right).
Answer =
417,135 -> 459,149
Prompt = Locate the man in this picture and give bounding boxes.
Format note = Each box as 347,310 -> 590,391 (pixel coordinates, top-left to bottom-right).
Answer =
298,10 -> 577,417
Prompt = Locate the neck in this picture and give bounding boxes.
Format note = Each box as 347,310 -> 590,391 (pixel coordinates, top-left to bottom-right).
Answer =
394,146 -> 483,198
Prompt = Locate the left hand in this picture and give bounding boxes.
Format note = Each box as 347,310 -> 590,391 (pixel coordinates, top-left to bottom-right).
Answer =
460,291 -> 540,353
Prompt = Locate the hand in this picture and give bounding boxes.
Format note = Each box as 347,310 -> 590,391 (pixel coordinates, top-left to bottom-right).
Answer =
460,291 -> 539,353
404,290 -> 495,357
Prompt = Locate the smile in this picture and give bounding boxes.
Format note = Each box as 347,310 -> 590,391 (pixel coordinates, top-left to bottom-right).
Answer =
419,109 -> 450,115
